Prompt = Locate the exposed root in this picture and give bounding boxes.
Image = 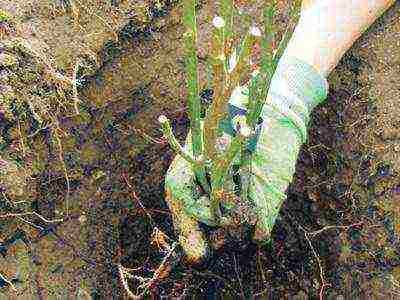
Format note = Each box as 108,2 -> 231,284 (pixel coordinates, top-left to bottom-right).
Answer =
0,212 -> 63,224
51,120 -> 71,217
297,221 -> 364,299
118,242 -> 178,299
0,272 -> 17,292
299,224 -> 331,300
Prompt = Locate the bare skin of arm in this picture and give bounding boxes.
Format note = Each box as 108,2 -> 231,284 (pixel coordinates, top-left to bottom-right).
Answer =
285,0 -> 397,77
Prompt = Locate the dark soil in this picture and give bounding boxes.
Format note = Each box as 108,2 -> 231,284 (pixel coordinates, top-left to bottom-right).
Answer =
1,0 -> 399,299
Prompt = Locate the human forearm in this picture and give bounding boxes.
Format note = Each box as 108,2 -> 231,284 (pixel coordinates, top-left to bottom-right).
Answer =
262,0 -> 396,134
285,0 -> 396,77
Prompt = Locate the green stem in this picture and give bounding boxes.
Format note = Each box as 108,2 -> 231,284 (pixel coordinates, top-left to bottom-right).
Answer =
247,2 -> 276,128
182,0 -> 202,158
159,115 -> 210,193
240,154 -> 251,201
203,20 -> 225,161
247,0 -> 301,129
159,115 -> 199,166
220,0 -> 234,65
182,0 -> 210,193
273,0 -> 301,64
205,25 -> 258,162
211,134 -> 245,207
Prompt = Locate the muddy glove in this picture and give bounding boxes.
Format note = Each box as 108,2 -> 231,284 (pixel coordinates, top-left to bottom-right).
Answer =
164,98 -> 263,264
250,56 -> 328,242
164,56 -> 328,263
164,132 -> 212,265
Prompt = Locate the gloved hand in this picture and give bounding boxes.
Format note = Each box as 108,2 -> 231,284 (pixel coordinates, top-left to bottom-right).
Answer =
164,56 -> 328,263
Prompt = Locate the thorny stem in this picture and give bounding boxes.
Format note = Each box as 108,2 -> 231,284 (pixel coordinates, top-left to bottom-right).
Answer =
204,23 -> 259,176
203,20 -> 225,161
182,0 -> 210,194
211,136 -> 241,189
206,27 -> 260,211
272,0 -> 301,64
247,0 -> 302,132
247,2 -> 276,128
182,0 -> 202,158
210,133 -> 247,218
220,0 -> 234,61
240,148 -> 251,202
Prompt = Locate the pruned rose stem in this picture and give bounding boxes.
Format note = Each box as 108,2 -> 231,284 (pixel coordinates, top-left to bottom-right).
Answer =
182,0 -> 210,194
158,115 -> 210,193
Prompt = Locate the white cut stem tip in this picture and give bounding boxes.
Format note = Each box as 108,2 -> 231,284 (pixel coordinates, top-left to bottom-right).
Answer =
217,53 -> 226,61
158,115 -> 169,124
250,26 -> 262,37
228,50 -> 237,73
240,126 -> 252,138
212,16 -> 225,28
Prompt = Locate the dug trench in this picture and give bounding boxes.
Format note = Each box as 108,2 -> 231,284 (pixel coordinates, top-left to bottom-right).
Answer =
120,2 -> 400,298
0,0 -> 399,298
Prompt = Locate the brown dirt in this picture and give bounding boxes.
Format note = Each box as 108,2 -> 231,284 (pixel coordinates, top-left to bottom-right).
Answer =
0,0 -> 399,298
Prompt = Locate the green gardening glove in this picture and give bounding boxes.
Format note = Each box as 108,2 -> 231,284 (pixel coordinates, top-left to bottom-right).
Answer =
249,56 -> 329,242
164,87 -> 259,264
164,56 -> 329,262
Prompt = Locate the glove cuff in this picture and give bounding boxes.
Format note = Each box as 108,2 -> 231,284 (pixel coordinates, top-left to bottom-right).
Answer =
265,56 -> 329,143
